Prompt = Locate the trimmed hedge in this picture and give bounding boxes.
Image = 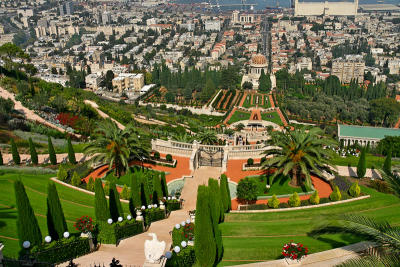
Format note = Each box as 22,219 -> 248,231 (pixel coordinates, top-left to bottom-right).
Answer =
144,208 -> 166,226
166,200 -> 181,212
166,246 -> 196,267
98,220 -> 144,245
31,236 -> 90,264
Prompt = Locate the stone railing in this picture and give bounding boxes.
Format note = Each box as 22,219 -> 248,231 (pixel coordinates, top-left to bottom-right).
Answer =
151,139 -> 193,156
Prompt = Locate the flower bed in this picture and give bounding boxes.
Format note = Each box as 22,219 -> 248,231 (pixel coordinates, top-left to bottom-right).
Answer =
172,222 -> 194,246
97,219 -> 144,245
282,242 -> 308,261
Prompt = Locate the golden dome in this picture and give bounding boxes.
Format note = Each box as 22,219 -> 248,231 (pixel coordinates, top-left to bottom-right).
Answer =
251,54 -> 267,65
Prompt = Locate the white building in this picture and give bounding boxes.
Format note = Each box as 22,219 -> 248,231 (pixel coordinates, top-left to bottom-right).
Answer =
205,20 -> 221,32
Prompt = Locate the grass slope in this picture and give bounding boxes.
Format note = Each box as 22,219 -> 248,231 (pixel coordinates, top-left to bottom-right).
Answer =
228,111 -> 251,125
219,186 -> 400,266
261,111 -> 283,126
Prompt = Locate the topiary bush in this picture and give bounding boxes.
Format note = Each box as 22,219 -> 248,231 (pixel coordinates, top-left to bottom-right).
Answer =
71,171 -> 81,187
330,186 -> 342,201
11,138 -> 20,165
48,136 -> 57,165
348,181 -> 361,197
165,246 -> 196,267
120,185 -> 130,200
247,158 -> 254,166
86,177 -> 95,191
28,137 -> 38,165
154,151 -> 160,160
267,194 -> 280,209
57,165 -> 68,182
67,137 -> 76,164
288,192 -> 301,207
166,154 -> 173,162
97,220 -> 144,245
309,190 -> 320,205
357,148 -> 366,178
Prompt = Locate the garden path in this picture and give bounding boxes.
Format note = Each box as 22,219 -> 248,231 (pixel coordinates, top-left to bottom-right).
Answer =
268,94 -> 275,108
84,100 -> 126,130
67,166 -> 222,266
0,86 -> 80,138
239,92 -> 247,107
223,107 -> 237,125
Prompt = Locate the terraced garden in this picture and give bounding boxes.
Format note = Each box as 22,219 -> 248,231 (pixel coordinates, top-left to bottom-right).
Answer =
261,111 -> 284,126
219,186 -> 400,266
241,94 -> 271,109
227,110 -> 251,125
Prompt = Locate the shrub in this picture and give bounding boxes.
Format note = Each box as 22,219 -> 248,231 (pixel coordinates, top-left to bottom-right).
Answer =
28,137 -> 38,165
31,236 -> 90,264
278,202 -> 289,208
383,148 -> 392,175
86,177 -> 95,191
288,192 -> 301,207
319,197 -> 330,204
237,177 -> 258,203
369,180 -> 393,194
260,157 -> 266,164
47,182 -> 68,240
195,185 -> 216,267
120,184 -> 130,200
166,246 -> 196,267
14,180 -> 42,248
57,165 -> 68,182
67,137 -> 76,164
160,172 -> 168,198
152,174 -> 163,204
103,181 -> 110,196
309,190 -> 320,205
247,158 -> 254,166
166,154 -> 173,162
348,181 -> 361,197
267,194 -> 280,208
220,174 -> 230,212
356,148 -> 366,178
154,151 -> 160,160
172,223 -> 194,246
144,208 -> 166,226
330,186 -> 342,201
130,172 -> 141,212
109,183 -> 123,222
48,136 -> 57,165
97,220 -> 144,245
94,179 -> 110,222
71,171 -> 81,187
0,151 -> 3,166
11,138 -> 20,165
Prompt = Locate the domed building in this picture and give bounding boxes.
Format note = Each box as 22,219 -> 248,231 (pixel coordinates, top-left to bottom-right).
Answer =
241,54 -> 269,90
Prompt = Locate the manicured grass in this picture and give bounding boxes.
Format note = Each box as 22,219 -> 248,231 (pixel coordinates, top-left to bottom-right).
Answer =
242,95 -> 251,108
219,186 -> 400,266
261,111 -> 283,126
245,175 -> 306,197
228,111 -> 251,125
331,153 -> 400,168
0,170 -> 129,257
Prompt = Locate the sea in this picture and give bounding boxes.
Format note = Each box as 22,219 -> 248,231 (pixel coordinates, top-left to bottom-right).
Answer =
176,0 -> 399,10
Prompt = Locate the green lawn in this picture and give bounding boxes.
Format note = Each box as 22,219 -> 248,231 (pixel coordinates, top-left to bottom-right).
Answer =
261,95 -> 271,109
261,111 -> 283,126
244,175 -> 307,197
331,153 -> 400,168
0,170 -> 129,257
228,111 -> 251,125
242,95 -> 251,108
219,186 -> 400,266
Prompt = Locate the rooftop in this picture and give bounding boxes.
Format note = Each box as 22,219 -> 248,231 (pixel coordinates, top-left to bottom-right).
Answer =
338,124 -> 400,140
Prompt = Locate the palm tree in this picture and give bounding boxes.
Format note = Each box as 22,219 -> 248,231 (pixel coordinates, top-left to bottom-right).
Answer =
262,127 -> 337,187
235,123 -> 245,132
84,119 -> 131,177
196,130 -> 218,145
124,123 -> 150,167
172,133 -> 193,143
311,172 -> 400,267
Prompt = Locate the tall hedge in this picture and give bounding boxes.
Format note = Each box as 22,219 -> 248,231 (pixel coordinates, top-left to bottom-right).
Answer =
11,138 -> 20,165
129,172 -> 141,215
357,148 -> 366,178
48,136 -> 57,165
208,180 -> 223,262
209,179 -> 224,222
219,174 -> 230,212
28,137 -> 38,165
109,183 -> 123,221
14,180 -> 42,248
94,179 -> 110,222
67,137 -> 76,164
152,174 -> 163,204
160,172 -> 168,198
140,183 -> 148,207
0,150 -> 3,166
47,182 -> 68,240
383,148 -> 392,175
194,185 -> 216,267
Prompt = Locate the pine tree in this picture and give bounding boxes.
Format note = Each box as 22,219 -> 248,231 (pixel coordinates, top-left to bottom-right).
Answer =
194,185 -> 216,267
48,136 -> 57,165
67,137 -> 76,164
47,182 -> 68,240
383,148 -> 392,175
0,150 -> 3,166
109,183 -> 123,221
14,180 -> 42,248
94,179 -> 110,222
11,138 -> 20,165
160,172 -> 168,198
357,148 -> 367,178
208,179 -> 223,261
28,138 -> 38,165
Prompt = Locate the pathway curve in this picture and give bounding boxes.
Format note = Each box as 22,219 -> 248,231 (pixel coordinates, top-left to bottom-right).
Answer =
84,100 -> 125,130
0,87 -> 80,138
69,166 -> 222,266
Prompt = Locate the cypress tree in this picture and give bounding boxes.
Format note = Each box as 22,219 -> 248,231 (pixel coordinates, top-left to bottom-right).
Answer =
28,138 -> 38,165
209,179 -> 224,222
94,179 -> 110,222
225,176 -> 231,211
220,174 -> 230,212
109,183 -> 123,221
67,137 -> 76,164
129,172 -> 141,215
160,172 -> 168,198
194,185 -> 216,267
152,174 -> 163,204
14,180 -> 42,247
46,182 -> 68,240
357,148 -> 367,178
0,150 -> 3,166
208,179 -> 223,261
11,139 -> 20,165
383,148 -> 392,175
48,136 -> 57,165
140,183 -> 148,207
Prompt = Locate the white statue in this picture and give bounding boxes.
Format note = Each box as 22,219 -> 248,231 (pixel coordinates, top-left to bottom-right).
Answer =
144,233 -> 166,263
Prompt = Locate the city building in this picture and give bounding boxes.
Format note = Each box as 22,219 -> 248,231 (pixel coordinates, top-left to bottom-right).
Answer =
294,0 -> 358,16
331,57 -> 365,84
338,124 -> 400,147
296,57 -> 312,71
241,54 -> 269,90
112,73 -> 144,94
85,73 -> 102,91
205,20 -> 221,32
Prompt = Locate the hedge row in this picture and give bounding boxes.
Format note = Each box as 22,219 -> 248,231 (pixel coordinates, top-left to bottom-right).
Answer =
166,200 -> 181,212
224,90 -> 237,110
165,246 -> 196,267
31,236 -> 90,264
144,208 -> 166,226
211,90 -> 223,109
97,220 -> 144,245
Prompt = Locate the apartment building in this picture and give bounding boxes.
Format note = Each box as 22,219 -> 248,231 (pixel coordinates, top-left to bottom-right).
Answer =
112,73 -> 144,94
331,57 -> 365,84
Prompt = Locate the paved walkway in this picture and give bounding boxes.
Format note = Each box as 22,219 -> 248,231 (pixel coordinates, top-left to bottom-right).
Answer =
223,107 -> 237,125
84,100 -> 126,130
268,94 -> 275,108
69,167 -> 222,266
239,92 -> 247,107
